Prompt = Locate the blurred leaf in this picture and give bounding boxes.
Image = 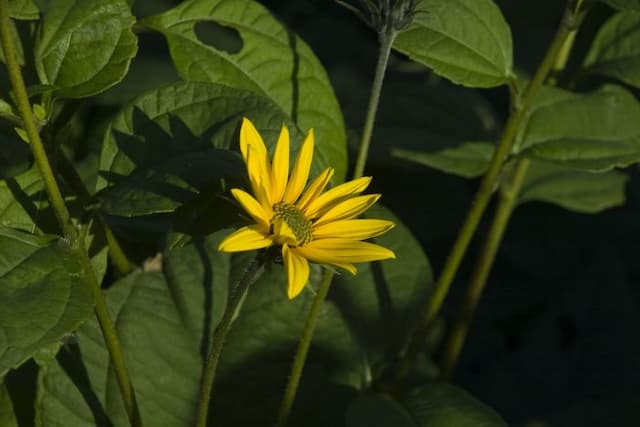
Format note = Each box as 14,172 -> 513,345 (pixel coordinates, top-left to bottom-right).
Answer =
516,85 -> 640,171
34,0 -> 138,98
0,383 -> 18,427
393,0 -> 514,88
141,0 -> 347,180
583,11 -> 640,88
592,0 -> 640,10
402,383 -> 508,427
36,231 -> 361,426
518,160 -> 628,213
332,205 -> 433,377
346,394 -> 416,427
0,227 -> 94,379
0,20 -> 24,65
97,81 -> 316,219
9,0 -> 39,19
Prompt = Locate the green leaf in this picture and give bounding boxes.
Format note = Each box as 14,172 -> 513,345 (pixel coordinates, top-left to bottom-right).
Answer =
36,231 -> 360,426
98,81 -> 321,219
9,0 -> 39,19
333,205 -> 434,375
393,141 -> 495,178
346,394 -> 416,427
516,85 -> 640,171
0,227 -> 94,379
34,0 -> 138,98
593,0 -> 640,10
141,0 -> 347,180
0,20 -> 25,65
583,11 -> 640,88
0,383 -> 18,427
402,384 -> 507,427
393,0 -> 514,88
517,160 -> 628,213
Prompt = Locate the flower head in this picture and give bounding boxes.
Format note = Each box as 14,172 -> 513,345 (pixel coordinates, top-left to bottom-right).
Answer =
219,118 -> 396,299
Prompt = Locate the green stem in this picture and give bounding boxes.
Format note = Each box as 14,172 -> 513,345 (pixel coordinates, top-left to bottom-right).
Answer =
353,31 -> 396,179
439,159 -> 530,380
274,29 -> 396,427
196,254 -> 265,427
392,1 -> 584,389
56,152 -> 134,275
275,270 -> 333,427
438,0 -> 585,382
0,4 -> 141,425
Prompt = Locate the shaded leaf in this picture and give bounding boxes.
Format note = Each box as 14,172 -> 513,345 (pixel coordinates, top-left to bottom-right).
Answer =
0,227 -> 94,379
518,160 -> 628,213
393,0 -> 514,88
97,81 -> 316,219
583,11 -> 640,88
393,141 -> 495,178
346,394 -> 416,427
402,383 -> 507,427
141,0 -> 347,180
9,0 -> 39,20
516,85 -> 640,171
0,382 -> 18,427
593,0 -> 640,10
34,0 -> 138,98
0,20 -> 25,65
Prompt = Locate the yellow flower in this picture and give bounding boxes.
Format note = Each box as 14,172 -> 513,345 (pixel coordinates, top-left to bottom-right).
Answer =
219,118 -> 396,299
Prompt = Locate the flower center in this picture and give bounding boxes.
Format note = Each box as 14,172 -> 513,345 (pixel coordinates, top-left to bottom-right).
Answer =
272,202 -> 312,246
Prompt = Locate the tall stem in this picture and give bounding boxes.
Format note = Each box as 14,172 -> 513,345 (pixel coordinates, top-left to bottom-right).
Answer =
439,159 -> 529,380
0,4 -> 141,425
196,255 -> 265,427
392,1 -> 584,388
275,30 -> 396,427
275,270 -> 333,427
438,0 -> 585,381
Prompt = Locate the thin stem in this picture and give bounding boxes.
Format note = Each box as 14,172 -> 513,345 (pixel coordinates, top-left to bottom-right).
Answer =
196,255 -> 265,427
56,152 -> 134,275
0,4 -> 141,425
392,2 -> 584,389
275,270 -> 333,427
438,0 -> 585,382
274,29 -> 396,427
439,159 -> 530,380
353,31 -> 396,179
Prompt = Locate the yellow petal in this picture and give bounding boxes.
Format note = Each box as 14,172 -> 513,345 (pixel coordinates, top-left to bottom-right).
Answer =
296,167 -> 334,212
283,129 -> 314,204
297,238 -> 396,264
272,217 -> 297,246
218,225 -> 272,252
231,188 -> 271,229
271,125 -> 290,203
330,263 -> 357,275
303,176 -> 372,218
283,245 -> 310,299
241,118 -> 272,202
313,194 -> 381,227
313,219 -> 395,240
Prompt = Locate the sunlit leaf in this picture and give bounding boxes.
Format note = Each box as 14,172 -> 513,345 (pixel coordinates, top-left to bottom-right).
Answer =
393,0 -> 514,88
34,0 -> 137,98
141,0 -> 347,180
584,11 -> 640,88
0,227 -> 94,379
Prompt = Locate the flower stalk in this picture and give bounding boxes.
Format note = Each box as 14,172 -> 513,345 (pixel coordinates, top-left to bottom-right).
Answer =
196,254 -> 266,427
392,0 -> 587,389
0,3 -> 141,425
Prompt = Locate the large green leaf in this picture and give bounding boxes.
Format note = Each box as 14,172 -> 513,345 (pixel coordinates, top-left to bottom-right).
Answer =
393,0 -> 514,88
516,85 -> 640,171
36,231 -> 361,426
332,205 -> 434,377
0,383 -> 18,427
402,384 -> 507,427
0,227 -> 94,379
583,11 -> 640,88
518,160 -> 628,213
141,0 -> 347,180
97,81 -> 323,219
34,0 -> 138,98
